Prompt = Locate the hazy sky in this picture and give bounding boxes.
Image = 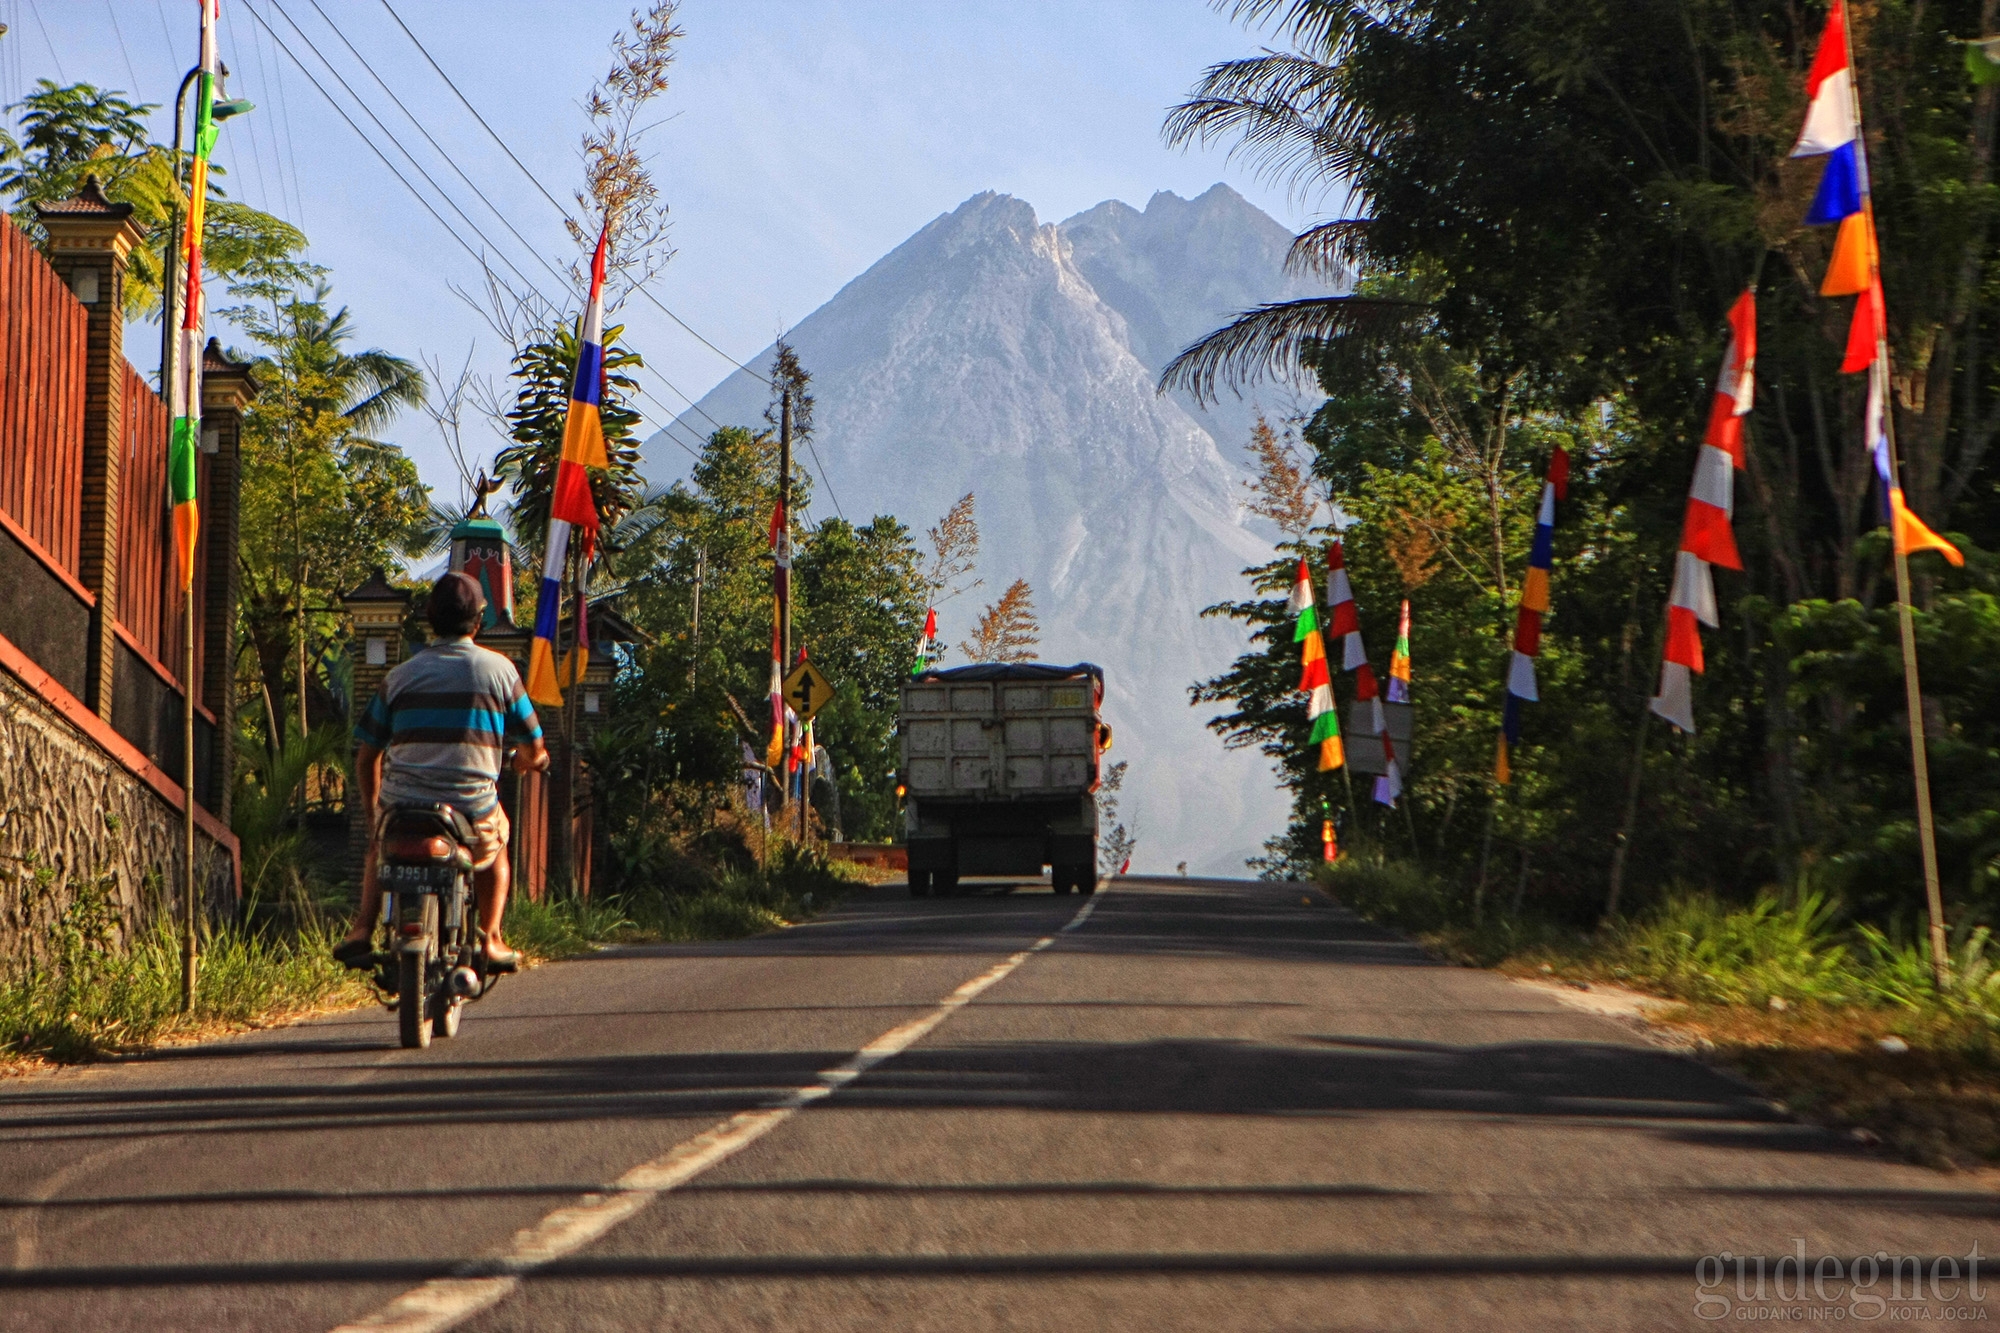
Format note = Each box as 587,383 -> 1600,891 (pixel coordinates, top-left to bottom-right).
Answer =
14,0 -> 1328,496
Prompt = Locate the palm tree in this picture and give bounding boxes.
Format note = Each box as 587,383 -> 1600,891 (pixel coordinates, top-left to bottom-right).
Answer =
1157,2 -> 1420,403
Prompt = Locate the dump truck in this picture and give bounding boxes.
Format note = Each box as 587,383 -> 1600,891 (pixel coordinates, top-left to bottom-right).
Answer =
898,662 -> 1109,898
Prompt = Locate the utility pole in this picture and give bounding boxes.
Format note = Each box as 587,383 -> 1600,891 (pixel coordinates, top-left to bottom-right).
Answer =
777,387 -> 792,819
687,545 -> 704,687
779,389 -> 792,678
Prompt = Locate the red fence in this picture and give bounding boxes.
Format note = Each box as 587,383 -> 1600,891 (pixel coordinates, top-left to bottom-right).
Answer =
0,219 -> 86,577
116,361 -> 208,695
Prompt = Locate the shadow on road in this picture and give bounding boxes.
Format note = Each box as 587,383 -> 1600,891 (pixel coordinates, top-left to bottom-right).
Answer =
0,1029 -> 1809,1152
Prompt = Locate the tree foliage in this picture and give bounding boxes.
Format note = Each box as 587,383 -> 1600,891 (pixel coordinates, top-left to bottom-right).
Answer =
229,278 -> 431,740
2,80 -> 308,316
1181,0 -> 2000,923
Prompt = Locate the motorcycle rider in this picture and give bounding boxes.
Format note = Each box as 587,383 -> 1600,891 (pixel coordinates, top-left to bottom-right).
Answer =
335,571 -> 550,971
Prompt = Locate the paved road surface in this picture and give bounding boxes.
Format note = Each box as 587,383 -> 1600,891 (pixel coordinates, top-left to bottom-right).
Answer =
1,876 -> 1994,1331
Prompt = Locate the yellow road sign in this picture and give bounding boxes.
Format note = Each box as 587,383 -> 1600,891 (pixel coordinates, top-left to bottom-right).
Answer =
783,659 -> 836,722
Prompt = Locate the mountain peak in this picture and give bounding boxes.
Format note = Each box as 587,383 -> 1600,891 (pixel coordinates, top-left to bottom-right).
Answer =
644,185 -> 1307,872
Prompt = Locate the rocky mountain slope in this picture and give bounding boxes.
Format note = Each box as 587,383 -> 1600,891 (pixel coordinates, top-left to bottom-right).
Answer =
642,185 -> 1318,873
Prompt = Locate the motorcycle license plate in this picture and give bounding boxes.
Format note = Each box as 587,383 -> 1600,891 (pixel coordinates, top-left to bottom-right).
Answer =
385,863 -> 453,888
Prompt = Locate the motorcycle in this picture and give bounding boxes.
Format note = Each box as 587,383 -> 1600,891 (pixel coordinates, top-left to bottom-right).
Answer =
368,803 -> 503,1049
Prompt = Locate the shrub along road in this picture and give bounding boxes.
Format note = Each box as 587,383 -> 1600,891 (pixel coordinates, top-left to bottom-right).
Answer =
0,878 -> 1993,1330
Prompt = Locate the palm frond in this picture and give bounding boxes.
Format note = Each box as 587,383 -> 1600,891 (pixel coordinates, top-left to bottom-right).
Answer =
1215,0 -> 1419,59
1164,53 -> 1383,201
1287,218 -> 1373,280
1159,296 -> 1424,405
339,348 -> 428,433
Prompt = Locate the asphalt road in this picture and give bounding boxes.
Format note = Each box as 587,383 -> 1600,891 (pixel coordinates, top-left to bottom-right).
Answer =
1,875 -> 1995,1331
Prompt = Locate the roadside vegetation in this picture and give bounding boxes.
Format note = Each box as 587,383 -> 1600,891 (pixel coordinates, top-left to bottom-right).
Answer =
1165,4 -> 2000,1169
1321,853 -> 2000,1168
0,7 -> 903,1072
0,833 -> 865,1068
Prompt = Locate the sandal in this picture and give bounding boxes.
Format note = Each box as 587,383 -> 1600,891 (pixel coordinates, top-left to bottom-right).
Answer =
332,937 -> 376,970
482,942 -> 520,974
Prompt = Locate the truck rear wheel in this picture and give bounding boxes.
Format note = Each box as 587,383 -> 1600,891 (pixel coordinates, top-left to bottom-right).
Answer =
1079,869 -> 1098,896
908,869 -> 931,899
1052,868 -> 1073,895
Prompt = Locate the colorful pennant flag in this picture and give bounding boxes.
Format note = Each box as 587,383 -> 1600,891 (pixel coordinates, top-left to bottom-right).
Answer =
1651,291 -> 1755,732
1867,375 -> 1963,566
912,606 -> 938,675
1375,598 -> 1411,804
168,0 -> 221,593
526,225 -> 612,708
1290,558 -> 1344,772
1326,540 -> 1399,804
1790,0 -> 1884,375
1387,600 -> 1411,704
1790,1 -> 1959,568
766,498 -> 789,771
1496,449 -> 1570,782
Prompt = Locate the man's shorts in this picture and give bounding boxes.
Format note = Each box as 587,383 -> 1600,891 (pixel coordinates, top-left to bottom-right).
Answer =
465,804 -> 509,872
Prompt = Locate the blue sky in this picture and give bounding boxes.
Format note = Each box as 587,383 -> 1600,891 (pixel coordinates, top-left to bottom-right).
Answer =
14,0 -> 1328,495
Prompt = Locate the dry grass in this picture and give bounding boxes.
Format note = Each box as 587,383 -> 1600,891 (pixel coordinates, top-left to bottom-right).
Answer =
1322,859 -> 2000,1170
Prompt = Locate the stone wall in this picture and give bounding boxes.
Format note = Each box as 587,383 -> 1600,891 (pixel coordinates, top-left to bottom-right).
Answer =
0,665 -> 232,966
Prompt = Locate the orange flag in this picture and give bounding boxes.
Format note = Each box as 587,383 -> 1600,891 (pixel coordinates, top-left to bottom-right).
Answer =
1889,488 -> 1964,566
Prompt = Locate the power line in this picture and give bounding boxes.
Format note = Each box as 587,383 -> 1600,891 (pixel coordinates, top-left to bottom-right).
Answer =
373,0 -> 577,225
24,0 -> 63,82
216,2 -> 276,217
299,0 -> 577,301
804,435 -> 845,521
102,0 -> 143,98
241,1 -> 832,503
371,0 -> 772,389
259,0 -> 558,303
269,0 -> 753,470
242,2 -> 706,471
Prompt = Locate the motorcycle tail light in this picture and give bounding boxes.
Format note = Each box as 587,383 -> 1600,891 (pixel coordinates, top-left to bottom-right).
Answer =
385,836 -> 454,862
400,922 -> 425,936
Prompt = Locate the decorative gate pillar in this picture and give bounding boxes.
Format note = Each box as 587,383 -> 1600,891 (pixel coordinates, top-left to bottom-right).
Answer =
34,178 -> 146,721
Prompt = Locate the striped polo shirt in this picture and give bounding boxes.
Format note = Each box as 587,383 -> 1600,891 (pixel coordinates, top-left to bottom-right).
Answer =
355,638 -> 543,816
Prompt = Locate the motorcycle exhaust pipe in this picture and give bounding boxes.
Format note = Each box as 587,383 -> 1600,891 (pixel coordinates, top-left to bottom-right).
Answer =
449,966 -> 484,999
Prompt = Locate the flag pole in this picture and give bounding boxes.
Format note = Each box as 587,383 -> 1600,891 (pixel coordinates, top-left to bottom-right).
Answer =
1841,8 -> 1951,987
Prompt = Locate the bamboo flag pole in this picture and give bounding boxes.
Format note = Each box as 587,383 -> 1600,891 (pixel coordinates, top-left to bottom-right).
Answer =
1841,12 -> 1952,988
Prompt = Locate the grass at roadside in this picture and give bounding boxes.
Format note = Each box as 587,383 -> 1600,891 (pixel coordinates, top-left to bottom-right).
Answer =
0,911 -> 369,1067
1319,856 -> 2000,1169
1,846 -> 870,1068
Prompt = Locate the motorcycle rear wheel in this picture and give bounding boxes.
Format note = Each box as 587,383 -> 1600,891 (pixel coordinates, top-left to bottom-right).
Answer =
398,951 -> 429,1049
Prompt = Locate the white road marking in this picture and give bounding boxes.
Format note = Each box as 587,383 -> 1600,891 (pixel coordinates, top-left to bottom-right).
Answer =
332,892 -> 1101,1333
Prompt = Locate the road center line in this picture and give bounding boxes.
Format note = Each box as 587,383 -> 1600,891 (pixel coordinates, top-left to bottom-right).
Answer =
332,892 -> 1101,1333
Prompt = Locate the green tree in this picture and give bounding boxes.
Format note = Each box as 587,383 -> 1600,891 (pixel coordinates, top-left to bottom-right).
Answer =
795,516 -> 927,838
495,320 -> 646,563
1171,0 -> 2000,922
228,278 -> 430,747
3,80 -> 308,316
